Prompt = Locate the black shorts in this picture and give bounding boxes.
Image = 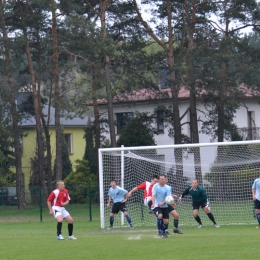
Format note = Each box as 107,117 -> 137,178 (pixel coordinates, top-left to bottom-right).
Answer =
167,204 -> 175,213
153,207 -> 169,219
192,200 -> 207,210
254,199 -> 260,210
111,202 -> 128,214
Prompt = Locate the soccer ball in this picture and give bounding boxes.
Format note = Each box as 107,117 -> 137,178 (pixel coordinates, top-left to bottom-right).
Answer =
165,195 -> 174,205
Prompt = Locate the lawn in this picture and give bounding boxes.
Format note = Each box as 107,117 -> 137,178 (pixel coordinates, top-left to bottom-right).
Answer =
0,204 -> 258,260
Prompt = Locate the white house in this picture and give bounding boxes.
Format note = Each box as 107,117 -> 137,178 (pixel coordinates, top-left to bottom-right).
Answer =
94,86 -> 260,145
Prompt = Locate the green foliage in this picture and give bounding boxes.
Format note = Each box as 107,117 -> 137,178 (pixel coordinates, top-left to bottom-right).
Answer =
0,104 -> 15,186
53,133 -> 73,180
116,117 -> 156,147
64,159 -> 97,203
83,119 -> 97,176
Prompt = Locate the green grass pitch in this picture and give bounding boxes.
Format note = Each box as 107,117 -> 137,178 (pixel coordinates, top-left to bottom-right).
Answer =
0,204 -> 259,260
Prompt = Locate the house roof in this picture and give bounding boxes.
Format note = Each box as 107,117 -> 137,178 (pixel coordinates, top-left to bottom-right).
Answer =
85,84 -> 260,107
86,87 -> 190,106
19,106 -> 89,128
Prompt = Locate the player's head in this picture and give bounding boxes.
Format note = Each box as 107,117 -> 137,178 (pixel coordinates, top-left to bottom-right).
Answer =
110,179 -> 117,188
57,180 -> 65,190
158,174 -> 167,185
191,179 -> 198,189
151,174 -> 159,185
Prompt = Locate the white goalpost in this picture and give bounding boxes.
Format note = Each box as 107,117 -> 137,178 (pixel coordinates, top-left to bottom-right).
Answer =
99,140 -> 260,229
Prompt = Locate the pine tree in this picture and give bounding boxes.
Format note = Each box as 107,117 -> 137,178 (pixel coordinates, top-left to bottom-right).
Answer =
116,117 -> 155,147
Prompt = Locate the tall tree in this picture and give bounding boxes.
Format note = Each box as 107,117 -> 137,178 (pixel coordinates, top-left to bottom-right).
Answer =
201,0 -> 260,142
0,0 -> 25,208
50,0 -> 63,181
16,0 -> 48,198
133,0 -> 184,191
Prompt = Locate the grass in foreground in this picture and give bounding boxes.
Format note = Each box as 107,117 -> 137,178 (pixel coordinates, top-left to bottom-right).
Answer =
0,204 -> 258,260
0,220 -> 259,260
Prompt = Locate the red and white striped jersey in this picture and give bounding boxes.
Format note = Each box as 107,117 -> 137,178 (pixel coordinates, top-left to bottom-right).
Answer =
137,181 -> 154,199
47,188 -> 70,206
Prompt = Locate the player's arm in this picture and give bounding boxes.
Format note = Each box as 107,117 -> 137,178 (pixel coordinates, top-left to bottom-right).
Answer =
47,200 -> 53,214
151,195 -> 156,208
61,199 -> 69,206
252,188 -> 256,200
122,191 -> 128,203
107,196 -> 112,207
128,187 -> 138,197
129,182 -> 145,197
179,186 -> 191,200
200,186 -> 208,201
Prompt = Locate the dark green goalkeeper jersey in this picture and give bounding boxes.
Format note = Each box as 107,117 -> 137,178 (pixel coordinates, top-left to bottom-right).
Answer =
181,185 -> 208,203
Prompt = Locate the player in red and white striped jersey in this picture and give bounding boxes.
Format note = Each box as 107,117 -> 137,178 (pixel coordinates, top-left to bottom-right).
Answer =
128,175 -> 159,210
47,180 -> 77,240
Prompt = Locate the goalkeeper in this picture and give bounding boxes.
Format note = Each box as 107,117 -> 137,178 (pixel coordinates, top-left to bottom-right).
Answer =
128,174 -> 159,210
179,179 -> 219,228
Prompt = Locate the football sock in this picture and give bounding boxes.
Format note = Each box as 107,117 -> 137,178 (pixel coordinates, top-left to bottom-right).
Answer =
110,216 -> 114,226
256,214 -> 260,224
207,212 -> 216,225
125,215 -> 132,226
174,219 -> 179,229
194,216 -> 202,225
157,218 -> 163,234
164,223 -> 169,230
68,223 -> 73,236
57,222 -> 62,236
161,223 -> 167,233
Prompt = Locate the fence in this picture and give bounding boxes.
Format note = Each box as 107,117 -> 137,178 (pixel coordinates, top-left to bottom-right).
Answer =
0,185 -> 99,222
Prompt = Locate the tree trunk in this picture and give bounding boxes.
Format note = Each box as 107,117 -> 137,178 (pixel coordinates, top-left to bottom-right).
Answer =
92,67 -> 101,178
100,0 -> 117,147
0,0 -> 26,209
217,62 -> 227,143
18,0 -> 46,200
36,29 -> 52,196
184,0 -> 202,184
51,0 -> 62,180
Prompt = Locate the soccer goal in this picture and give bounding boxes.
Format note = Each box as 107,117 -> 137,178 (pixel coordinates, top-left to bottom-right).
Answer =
99,140 -> 260,228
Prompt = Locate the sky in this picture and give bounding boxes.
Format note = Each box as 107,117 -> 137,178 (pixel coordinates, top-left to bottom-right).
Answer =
136,0 -> 256,35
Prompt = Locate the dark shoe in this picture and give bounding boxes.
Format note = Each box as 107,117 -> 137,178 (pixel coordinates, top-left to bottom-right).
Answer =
174,228 -> 183,234
161,233 -> 168,238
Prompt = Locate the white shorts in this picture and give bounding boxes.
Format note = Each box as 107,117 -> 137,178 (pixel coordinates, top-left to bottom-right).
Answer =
52,206 -> 70,219
144,197 -> 152,207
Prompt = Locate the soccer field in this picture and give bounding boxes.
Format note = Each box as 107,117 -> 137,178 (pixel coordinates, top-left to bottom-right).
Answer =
0,204 -> 258,260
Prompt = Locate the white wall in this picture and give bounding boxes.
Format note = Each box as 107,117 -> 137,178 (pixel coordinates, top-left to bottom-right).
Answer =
98,97 -> 260,146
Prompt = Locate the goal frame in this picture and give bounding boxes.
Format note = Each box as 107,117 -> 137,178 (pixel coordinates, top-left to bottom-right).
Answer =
99,140 -> 260,229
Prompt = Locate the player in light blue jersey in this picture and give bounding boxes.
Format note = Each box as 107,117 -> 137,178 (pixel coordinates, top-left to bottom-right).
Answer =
252,175 -> 260,228
107,179 -> 133,229
152,174 -> 171,238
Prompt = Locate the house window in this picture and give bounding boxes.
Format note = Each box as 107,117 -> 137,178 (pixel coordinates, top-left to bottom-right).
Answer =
64,134 -> 73,154
116,112 -> 133,133
157,111 -> 164,133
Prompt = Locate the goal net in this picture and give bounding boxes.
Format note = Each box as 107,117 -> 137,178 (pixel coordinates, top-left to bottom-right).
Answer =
99,140 -> 260,228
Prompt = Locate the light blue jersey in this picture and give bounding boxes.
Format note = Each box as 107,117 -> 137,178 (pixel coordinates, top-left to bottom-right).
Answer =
108,186 -> 128,203
252,178 -> 260,201
152,183 -> 171,208
165,184 -> 172,194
